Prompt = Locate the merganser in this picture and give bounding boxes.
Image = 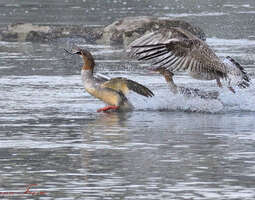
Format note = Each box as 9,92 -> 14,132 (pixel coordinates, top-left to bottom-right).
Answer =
151,67 -> 219,99
127,27 -> 250,93
66,47 -> 154,112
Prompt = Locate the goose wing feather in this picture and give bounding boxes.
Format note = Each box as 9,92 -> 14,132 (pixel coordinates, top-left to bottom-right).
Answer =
128,27 -> 228,78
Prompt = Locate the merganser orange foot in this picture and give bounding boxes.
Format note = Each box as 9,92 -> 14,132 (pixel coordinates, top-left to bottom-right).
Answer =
97,105 -> 119,112
65,46 -> 154,112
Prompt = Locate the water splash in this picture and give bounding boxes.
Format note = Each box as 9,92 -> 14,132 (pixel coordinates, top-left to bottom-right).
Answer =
129,83 -> 255,113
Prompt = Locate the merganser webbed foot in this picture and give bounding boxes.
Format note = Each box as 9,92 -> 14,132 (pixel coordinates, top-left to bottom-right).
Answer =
127,27 -> 250,93
97,105 -> 119,113
65,46 -> 154,112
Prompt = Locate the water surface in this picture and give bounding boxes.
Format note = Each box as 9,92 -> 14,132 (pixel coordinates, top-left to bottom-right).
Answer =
0,0 -> 255,199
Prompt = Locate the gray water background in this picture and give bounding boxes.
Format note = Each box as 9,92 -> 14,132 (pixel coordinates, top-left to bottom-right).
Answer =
0,0 -> 255,199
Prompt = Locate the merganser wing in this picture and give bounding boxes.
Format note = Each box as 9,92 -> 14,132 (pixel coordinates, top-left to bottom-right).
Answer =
101,77 -> 154,97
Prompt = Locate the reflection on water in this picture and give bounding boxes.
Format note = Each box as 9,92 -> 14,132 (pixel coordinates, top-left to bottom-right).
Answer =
79,112 -> 255,199
1,0 -> 255,199
1,112 -> 255,199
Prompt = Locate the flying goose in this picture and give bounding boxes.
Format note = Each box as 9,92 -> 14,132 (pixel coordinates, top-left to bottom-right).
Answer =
127,27 -> 250,93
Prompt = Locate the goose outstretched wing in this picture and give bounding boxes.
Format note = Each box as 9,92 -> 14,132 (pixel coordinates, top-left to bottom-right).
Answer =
128,27 -> 228,78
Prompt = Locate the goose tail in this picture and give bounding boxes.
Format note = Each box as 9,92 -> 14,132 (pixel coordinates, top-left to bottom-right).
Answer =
223,56 -> 250,88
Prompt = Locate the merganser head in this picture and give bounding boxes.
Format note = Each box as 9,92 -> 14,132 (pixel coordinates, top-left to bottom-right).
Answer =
65,46 -> 95,72
71,47 -> 89,56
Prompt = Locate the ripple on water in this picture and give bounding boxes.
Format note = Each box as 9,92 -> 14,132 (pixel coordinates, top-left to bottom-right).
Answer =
0,31 -> 255,199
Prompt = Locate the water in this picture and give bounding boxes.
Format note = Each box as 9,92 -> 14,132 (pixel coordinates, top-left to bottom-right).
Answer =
0,0 -> 255,199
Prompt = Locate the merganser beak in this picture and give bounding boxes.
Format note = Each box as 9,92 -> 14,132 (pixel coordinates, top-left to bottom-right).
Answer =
64,48 -> 82,55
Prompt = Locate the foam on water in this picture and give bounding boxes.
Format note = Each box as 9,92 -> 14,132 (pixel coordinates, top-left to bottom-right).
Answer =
129,82 -> 255,114
219,86 -> 255,112
130,90 -> 222,113
1,73 -> 254,115
163,12 -> 226,18
207,38 -> 255,47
